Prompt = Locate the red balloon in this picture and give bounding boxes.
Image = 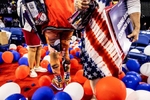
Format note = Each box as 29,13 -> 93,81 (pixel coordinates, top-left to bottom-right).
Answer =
75,47 -> 80,52
2,51 -> 14,63
19,48 -> 28,57
141,74 -> 148,82
74,69 -> 87,85
15,65 -> 30,79
77,64 -> 83,70
95,76 -> 126,100
70,58 -> 79,68
40,60 -> 49,68
43,46 -> 48,51
38,75 -> 51,87
17,45 -> 23,52
83,79 -> 93,96
70,49 -> 76,56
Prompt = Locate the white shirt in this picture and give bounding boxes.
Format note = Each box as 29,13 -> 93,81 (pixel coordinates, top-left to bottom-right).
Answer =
17,0 -> 45,32
7,7 -> 12,14
74,0 -> 141,14
127,0 -> 141,14
0,22 -> 5,28
95,0 -> 141,14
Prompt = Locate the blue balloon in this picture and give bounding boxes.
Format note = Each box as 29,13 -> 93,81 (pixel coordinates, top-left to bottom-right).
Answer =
52,92 -> 72,100
136,83 -> 150,91
9,50 -> 14,52
78,46 -> 81,49
122,75 -> 140,90
126,71 -> 142,82
70,41 -> 73,44
5,93 -> 26,100
43,44 -> 48,47
47,64 -> 53,74
0,52 -> 4,64
12,50 -> 20,62
69,54 -> 74,59
46,51 -> 50,55
22,44 -> 27,47
126,59 -> 140,73
75,51 -> 80,58
18,57 -> 29,66
32,86 -> 54,100
69,48 -> 73,53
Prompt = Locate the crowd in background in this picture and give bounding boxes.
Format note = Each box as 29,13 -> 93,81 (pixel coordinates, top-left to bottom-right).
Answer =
0,0 -> 17,14
0,18 -> 20,28
0,0 -> 19,28
141,22 -> 150,31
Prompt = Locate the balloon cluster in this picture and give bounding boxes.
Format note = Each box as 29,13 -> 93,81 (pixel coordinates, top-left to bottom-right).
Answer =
3,36 -> 150,100
32,82 -> 84,100
0,38 -> 82,79
0,82 -> 23,100
120,45 -> 150,100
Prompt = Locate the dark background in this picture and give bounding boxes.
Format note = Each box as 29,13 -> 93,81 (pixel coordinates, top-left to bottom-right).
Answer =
140,0 -> 150,29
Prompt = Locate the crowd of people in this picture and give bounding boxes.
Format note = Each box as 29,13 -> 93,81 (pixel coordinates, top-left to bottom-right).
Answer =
141,22 -> 150,32
0,0 -> 17,14
0,18 -> 19,28
0,0 -> 19,28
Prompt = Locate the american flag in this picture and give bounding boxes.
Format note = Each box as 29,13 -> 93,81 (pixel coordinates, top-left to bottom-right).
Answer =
81,0 -> 125,80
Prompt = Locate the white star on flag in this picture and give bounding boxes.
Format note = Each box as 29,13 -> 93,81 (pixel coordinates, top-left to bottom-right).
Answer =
87,67 -> 92,71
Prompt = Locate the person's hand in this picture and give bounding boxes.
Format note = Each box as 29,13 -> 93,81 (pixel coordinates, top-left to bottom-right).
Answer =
127,28 -> 140,42
74,0 -> 90,10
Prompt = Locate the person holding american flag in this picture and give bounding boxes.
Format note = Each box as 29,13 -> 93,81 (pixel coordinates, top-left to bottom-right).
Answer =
74,0 -> 141,99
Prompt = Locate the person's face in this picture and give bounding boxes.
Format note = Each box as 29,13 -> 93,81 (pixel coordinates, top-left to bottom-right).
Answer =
45,30 -> 60,40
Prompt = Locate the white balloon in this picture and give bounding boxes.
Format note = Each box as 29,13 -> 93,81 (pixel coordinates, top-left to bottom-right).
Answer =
140,62 -> 150,76
9,44 -> 17,50
126,90 -> 150,100
126,88 -> 135,100
63,82 -> 84,100
130,49 -> 141,53
43,55 -> 50,63
144,45 -> 150,56
23,53 -> 28,58
0,82 -> 21,100
73,41 -> 78,45
70,44 -> 74,48
73,45 -> 79,49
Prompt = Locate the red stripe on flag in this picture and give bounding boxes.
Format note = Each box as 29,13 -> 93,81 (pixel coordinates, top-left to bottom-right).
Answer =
85,12 -> 120,77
